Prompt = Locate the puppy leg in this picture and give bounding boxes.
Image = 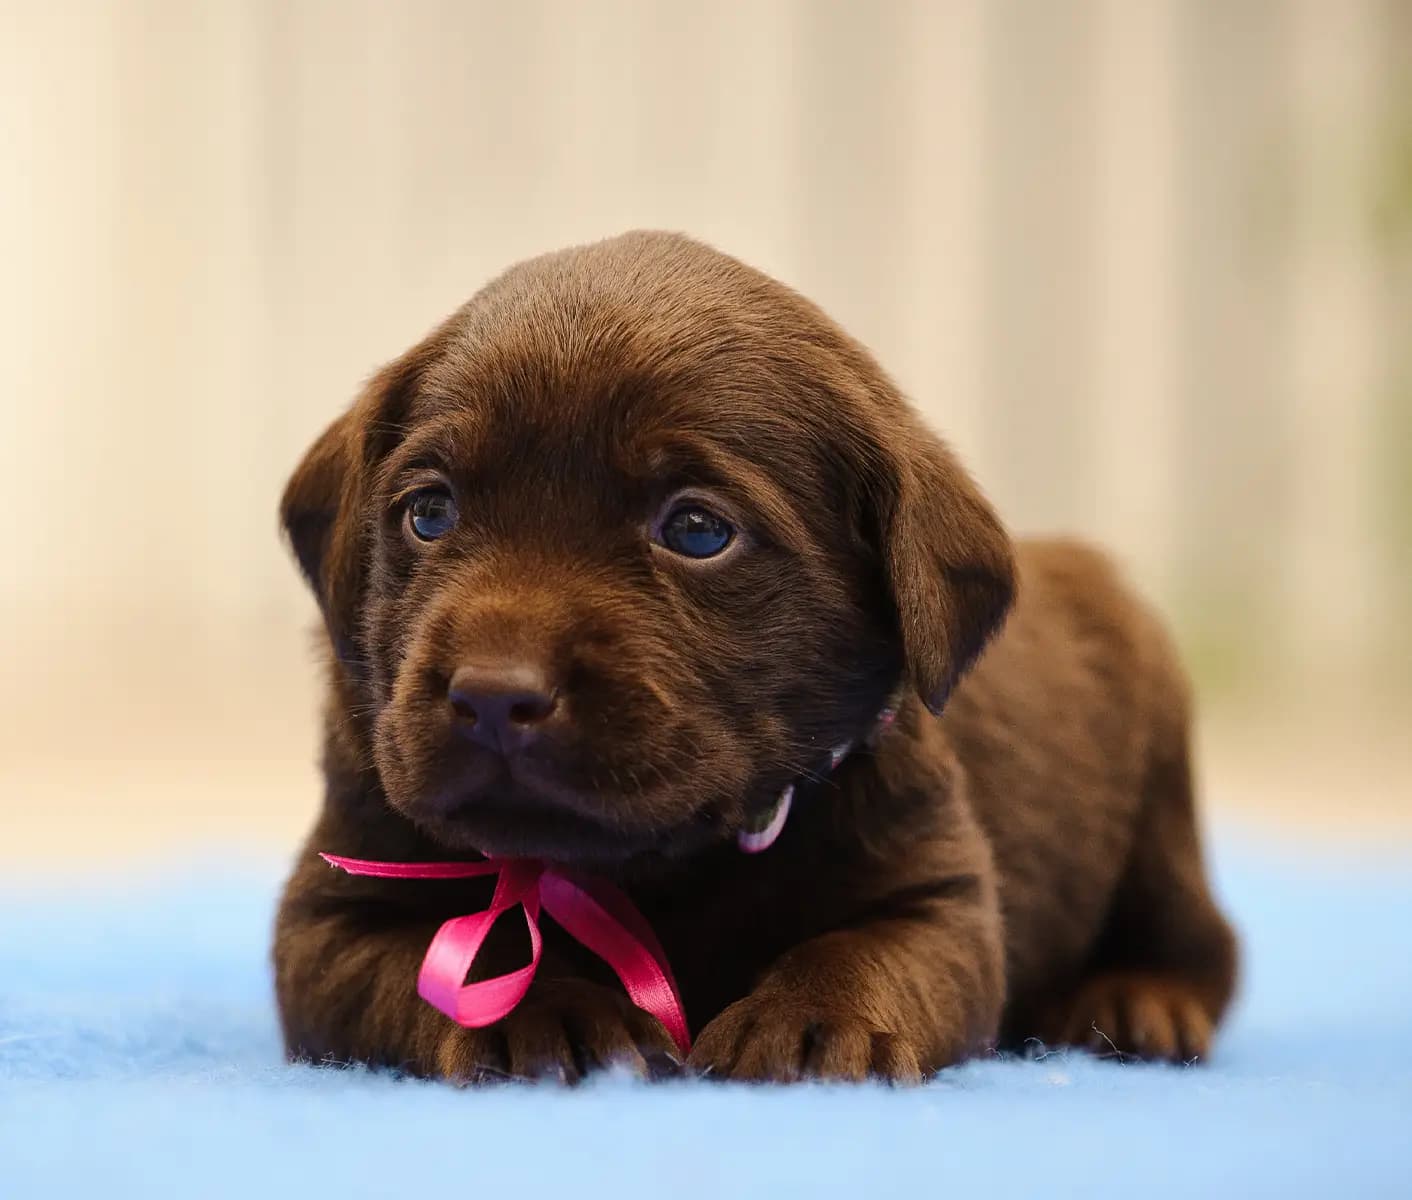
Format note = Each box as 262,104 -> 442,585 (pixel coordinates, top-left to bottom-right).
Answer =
688,861 -> 1005,1083
1049,720 -> 1238,1063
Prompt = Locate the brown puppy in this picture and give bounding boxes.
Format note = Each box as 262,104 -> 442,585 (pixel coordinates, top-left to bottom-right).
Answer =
274,231 -> 1237,1083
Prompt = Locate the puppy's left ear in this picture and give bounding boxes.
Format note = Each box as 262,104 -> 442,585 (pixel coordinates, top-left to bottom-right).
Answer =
280,355 -> 420,663
873,417 -> 1016,713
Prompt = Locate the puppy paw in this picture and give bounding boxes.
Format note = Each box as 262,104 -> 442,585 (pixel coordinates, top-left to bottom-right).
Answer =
687,994 -> 923,1084
435,980 -> 681,1084
1055,971 -> 1215,1064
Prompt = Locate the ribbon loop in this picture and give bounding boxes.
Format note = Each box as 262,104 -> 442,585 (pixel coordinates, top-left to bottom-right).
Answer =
424,858 -> 543,1027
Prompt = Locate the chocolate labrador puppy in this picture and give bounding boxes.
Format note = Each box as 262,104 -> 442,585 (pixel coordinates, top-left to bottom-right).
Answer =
274,231 -> 1236,1083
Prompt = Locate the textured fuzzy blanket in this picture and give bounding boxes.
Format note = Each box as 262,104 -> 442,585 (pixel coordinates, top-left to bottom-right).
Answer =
3,835 -> 1408,1199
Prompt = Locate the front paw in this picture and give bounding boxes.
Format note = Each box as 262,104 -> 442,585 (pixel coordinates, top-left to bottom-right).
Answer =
435,980 -> 680,1084
687,993 -> 923,1084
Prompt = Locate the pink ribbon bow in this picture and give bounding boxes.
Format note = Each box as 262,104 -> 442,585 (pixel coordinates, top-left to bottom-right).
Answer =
319,853 -> 691,1057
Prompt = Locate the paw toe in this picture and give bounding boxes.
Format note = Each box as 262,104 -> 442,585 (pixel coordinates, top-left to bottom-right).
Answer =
689,998 -> 924,1084
802,1022 -> 873,1082
1056,972 -> 1219,1064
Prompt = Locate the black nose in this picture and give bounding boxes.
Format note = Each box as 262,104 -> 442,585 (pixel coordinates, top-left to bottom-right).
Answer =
447,660 -> 560,753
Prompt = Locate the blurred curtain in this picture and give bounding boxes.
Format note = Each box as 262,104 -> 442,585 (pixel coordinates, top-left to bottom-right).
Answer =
2,0 -> 1408,759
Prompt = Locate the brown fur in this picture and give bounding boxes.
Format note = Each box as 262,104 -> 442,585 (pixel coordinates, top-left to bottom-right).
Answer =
273,231 -> 1237,1083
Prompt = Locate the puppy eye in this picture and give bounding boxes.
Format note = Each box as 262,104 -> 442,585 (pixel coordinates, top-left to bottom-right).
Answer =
658,504 -> 734,558
405,487 -> 459,542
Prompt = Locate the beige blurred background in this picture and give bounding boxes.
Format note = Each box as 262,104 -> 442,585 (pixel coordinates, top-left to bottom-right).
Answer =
2,1 -> 1409,867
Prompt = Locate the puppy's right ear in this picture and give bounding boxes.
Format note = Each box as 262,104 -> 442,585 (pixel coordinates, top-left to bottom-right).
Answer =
280,359 -> 416,661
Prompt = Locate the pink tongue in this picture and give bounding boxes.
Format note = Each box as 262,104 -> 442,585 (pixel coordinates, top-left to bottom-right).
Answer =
737,784 -> 794,854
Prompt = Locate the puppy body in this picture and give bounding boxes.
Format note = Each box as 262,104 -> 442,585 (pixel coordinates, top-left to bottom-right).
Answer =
274,233 -> 1236,1081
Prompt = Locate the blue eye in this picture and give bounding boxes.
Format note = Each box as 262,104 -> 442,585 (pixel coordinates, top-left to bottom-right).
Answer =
659,505 -> 734,558
406,488 -> 458,541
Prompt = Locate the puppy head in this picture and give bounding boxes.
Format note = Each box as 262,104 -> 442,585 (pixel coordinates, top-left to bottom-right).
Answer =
282,232 -> 1013,864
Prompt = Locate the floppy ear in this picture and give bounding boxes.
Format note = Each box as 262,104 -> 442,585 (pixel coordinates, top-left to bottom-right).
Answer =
280,408 -> 362,658
279,359 -> 416,661
876,418 -> 1016,713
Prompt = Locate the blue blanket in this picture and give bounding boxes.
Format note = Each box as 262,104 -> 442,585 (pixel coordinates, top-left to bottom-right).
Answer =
3,835 -> 1409,1199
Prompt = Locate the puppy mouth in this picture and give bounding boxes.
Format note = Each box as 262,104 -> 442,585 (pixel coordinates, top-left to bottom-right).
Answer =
394,707 -> 896,865
404,759 -> 724,865
426,775 -> 790,863
405,778 -> 785,866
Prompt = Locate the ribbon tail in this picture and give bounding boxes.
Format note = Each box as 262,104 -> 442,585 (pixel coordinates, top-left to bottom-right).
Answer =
539,872 -> 692,1056
319,853 -> 501,881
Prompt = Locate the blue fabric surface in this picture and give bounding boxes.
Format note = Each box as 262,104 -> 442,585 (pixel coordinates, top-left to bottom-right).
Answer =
3,835 -> 1409,1199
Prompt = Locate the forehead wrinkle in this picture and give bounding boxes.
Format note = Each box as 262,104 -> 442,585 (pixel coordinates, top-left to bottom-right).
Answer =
377,409 -> 483,485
